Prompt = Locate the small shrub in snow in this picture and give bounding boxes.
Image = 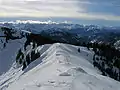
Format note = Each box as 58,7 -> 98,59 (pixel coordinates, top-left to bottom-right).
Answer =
78,48 -> 80,53
3,43 -> 6,48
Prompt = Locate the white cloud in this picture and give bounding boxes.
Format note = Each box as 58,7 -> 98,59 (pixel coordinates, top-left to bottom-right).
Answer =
0,0 -> 83,17
0,0 -> 120,21
77,13 -> 120,21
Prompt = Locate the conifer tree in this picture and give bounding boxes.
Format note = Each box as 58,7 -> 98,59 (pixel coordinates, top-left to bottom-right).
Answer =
22,61 -> 27,70
26,54 -> 31,65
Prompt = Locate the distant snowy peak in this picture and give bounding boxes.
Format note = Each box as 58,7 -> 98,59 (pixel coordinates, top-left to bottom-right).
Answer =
0,20 -> 119,32
0,20 -> 71,24
0,20 -> 119,30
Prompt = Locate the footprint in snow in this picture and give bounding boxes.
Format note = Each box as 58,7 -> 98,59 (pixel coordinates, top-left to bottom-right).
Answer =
74,67 -> 87,74
59,72 -> 71,76
48,80 -> 55,84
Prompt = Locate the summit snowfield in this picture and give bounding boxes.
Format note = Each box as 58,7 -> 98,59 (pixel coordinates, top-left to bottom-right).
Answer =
0,43 -> 120,90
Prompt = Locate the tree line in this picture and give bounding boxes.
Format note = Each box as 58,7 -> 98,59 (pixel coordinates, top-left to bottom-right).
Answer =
16,47 -> 40,70
86,42 -> 120,81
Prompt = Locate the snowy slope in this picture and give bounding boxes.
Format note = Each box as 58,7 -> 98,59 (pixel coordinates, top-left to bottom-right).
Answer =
0,27 -> 26,75
0,43 -> 120,90
0,38 -> 26,75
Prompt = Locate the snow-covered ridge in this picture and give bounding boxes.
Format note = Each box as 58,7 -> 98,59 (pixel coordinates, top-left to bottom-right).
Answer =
0,43 -> 120,90
0,20 -> 119,28
0,20 -> 71,24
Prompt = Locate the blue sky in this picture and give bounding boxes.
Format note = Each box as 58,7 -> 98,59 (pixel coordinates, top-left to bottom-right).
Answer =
0,0 -> 120,26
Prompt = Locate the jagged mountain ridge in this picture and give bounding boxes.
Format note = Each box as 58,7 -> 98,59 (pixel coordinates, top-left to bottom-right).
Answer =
1,20 -> 120,44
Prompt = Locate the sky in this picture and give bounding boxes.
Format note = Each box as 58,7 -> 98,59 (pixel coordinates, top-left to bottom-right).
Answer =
0,0 -> 120,26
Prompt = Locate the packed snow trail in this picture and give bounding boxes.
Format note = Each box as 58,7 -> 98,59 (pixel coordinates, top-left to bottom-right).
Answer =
0,43 -> 120,90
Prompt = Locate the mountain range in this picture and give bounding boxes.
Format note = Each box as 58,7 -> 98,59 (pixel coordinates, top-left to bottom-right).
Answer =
0,21 -> 120,90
